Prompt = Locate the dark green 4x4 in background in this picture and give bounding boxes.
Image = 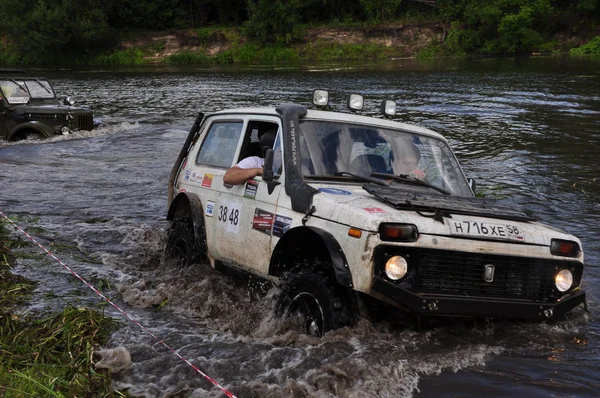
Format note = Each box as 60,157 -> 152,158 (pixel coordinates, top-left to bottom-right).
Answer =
0,69 -> 96,141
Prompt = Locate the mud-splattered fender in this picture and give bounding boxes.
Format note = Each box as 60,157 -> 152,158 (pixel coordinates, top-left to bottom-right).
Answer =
167,192 -> 206,251
270,226 -> 353,288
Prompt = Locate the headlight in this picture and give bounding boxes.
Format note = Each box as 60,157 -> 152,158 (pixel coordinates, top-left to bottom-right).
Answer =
60,126 -> 71,135
385,255 -> 408,280
312,89 -> 329,107
555,269 -> 573,292
380,99 -> 397,117
347,94 -> 364,111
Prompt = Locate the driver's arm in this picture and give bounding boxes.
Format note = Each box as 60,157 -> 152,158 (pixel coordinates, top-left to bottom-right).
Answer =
223,166 -> 262,185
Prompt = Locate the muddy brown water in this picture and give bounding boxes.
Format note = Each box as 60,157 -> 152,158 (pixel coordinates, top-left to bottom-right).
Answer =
1,56 -> 599,397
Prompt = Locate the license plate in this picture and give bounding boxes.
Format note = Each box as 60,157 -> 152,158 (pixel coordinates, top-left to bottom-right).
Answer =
450,220 -> 525,241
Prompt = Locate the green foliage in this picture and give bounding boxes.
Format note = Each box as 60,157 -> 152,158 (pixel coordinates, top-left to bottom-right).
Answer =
167,50 -> 211,64
214,44 -> 300,64
0,0 -> 117,64
301,41 -> 389,61
570,35 -> 600,54
359,0 -> 403,23
244,0 -> 305,44
92,48 -> 146,66
440,0 -> 557,54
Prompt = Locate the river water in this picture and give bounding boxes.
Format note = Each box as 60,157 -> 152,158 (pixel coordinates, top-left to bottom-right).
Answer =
1,56 -> 599,397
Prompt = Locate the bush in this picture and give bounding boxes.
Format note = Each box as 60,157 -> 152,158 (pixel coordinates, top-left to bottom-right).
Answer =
570,36 -> 600,54
92,48 -> 146,65
167,50 -> 211,64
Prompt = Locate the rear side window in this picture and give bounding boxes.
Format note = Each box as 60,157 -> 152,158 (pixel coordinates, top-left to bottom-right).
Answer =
196,121 -> 243,168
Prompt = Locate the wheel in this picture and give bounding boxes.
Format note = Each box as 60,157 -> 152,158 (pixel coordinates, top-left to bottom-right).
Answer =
164,218 -> 202,266
276,267 -> 357,337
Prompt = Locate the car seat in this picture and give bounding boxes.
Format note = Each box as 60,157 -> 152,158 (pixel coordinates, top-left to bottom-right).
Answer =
350,154 -> 389,175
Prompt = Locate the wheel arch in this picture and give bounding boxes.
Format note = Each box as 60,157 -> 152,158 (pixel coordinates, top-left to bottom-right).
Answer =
8,122 -> 53,141
166,192 -> 206,252
269,226 -> 353,288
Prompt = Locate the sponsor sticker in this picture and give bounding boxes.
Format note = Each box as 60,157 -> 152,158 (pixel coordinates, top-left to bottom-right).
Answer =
244,180 -> 258,199
364,207 -> 385,213
318,187 -> 352,195
184,169 -> 191,181
190,171 -> 204,184
201,173 -> 214,188
205,200 -> 215,217
273,214 -> 292,237
252,208 -> 274,235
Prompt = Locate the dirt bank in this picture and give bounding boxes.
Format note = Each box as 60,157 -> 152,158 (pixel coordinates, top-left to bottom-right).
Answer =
122,24 -> 446,62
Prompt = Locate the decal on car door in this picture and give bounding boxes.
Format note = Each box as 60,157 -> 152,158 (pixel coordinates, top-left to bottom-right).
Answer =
217,202 -> 241,233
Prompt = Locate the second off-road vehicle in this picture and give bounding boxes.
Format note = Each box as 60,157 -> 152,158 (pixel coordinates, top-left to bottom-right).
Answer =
0,69 -> 96,141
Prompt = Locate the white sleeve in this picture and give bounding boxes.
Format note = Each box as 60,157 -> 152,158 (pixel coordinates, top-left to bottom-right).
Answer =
235,156 -> 264,169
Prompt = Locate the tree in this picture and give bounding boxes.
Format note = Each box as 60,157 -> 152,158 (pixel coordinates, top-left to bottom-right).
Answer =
0,0 -> 115,63
359,0 -> 403,23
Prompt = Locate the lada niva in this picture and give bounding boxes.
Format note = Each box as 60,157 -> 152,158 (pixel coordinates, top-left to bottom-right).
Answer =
166,90 -> 587,336
0,69 -> 96,141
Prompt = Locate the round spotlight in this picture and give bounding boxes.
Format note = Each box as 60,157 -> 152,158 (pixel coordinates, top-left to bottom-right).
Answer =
555,269 -> 573,292
385,255 -> 408,280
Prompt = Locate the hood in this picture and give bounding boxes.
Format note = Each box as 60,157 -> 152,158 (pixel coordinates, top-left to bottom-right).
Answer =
310,182 -> 578,247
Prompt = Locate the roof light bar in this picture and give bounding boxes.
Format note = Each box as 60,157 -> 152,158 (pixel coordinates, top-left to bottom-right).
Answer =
347,94 -> 364,111
380,100 -> 397,117
313,89 -> 329,107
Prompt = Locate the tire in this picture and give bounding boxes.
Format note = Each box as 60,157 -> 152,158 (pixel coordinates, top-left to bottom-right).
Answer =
276,267 -> 357,337
164,218 -> 198,266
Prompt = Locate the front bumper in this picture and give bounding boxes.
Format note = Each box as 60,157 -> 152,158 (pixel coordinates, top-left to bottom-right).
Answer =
372,277 -> 587,319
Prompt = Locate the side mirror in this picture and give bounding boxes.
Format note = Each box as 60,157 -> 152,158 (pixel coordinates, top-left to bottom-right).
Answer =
263,148 -> 274,182
467,178 -> 476,194
262,148 -> 280,194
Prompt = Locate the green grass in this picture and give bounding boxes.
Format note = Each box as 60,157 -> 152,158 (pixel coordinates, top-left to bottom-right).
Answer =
167,50 -> 211,64
92,48 -> 147,65
0,220 -> 121,397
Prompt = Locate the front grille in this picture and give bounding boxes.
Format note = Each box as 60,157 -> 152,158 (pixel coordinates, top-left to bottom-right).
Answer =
77,114 -> 94,131
415,249 -> 560,301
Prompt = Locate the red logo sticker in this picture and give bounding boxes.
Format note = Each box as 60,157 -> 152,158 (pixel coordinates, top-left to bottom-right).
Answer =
201,174 -> 214,188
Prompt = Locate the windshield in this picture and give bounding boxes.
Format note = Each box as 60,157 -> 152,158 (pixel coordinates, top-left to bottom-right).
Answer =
298,120 -> 473,197
0,79 -> 55,104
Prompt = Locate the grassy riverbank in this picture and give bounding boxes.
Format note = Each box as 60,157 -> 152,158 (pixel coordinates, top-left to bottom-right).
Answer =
0,220 -> 118,397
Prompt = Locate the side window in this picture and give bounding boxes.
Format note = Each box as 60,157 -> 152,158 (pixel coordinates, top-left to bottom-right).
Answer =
196,121 -> 243,168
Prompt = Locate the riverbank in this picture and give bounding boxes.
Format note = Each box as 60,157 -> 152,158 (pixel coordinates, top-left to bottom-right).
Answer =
111,24 -> 598,66
0,220 -> 117,397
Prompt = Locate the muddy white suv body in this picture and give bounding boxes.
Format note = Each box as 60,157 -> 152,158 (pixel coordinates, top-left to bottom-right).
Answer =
166,101 -> 586,335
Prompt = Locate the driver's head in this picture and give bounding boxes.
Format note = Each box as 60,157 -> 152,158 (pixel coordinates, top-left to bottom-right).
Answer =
259,129 -> 277,157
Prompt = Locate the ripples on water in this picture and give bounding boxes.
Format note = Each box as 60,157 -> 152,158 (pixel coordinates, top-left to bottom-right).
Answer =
1,56 -> 599,397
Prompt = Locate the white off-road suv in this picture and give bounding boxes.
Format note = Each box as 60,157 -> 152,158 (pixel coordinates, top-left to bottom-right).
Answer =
166,91 -> 587,336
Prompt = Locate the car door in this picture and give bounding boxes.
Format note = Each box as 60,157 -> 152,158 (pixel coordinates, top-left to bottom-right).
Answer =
212,116 -> 284,275
183,116 -> 245,264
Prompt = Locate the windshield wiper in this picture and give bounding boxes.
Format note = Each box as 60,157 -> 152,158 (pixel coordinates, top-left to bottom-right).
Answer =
9,79 -> 28,93
35,79 -> 53,95
372,172 -> 451,195
304,172 -> 388,186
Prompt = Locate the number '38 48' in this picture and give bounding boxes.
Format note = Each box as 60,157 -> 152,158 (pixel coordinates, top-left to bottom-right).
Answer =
218,205 -> 239,225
